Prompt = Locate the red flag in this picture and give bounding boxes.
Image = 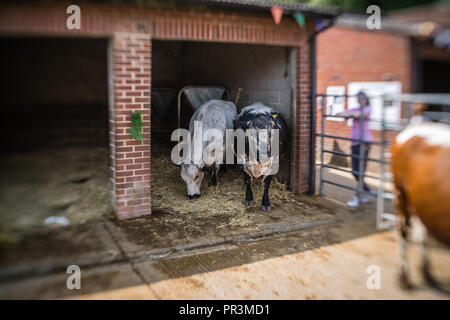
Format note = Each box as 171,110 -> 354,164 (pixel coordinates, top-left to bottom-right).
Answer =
270,6 -> 283,25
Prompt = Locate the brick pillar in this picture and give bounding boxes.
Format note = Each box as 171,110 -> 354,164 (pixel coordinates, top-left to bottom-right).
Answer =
111,33 -> 151,219
295,42 -> 311,193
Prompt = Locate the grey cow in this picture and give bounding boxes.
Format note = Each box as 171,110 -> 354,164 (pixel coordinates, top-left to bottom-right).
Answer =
179,99 -> 237,199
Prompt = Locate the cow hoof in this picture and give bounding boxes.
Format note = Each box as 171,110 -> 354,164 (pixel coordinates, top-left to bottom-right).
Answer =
245,200 -> 254,206
261,205 -> 271,212
423,265 -> 439,287
399,273 -> 413,290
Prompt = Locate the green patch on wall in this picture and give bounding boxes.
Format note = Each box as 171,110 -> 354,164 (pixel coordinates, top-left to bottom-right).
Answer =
130,112 -> 144,141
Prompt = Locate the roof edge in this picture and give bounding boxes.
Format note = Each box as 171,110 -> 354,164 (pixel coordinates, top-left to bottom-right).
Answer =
179,0 -> 341,17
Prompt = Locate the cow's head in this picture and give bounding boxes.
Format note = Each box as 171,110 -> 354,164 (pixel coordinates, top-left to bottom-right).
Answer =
180,163 -> 205,199
244,157 -> 273,179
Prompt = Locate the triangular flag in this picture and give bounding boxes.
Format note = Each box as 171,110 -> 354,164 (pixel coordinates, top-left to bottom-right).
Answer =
315,18 -> 325,32
294,12 -> 305,28
270,6 -> 283,25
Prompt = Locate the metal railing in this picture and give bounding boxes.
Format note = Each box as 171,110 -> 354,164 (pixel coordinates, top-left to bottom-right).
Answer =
315,94 -> 386,202
314,93 -> 450,230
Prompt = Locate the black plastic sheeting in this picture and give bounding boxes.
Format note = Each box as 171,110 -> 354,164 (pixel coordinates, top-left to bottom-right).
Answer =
151,87 -> 178,121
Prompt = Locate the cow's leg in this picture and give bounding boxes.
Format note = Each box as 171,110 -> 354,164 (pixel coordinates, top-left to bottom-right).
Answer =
220,163 -> 227,174
261,175 -> 273,212
244,171 -> 254,206
396,186 -> 413,289
398,216 -> 412,289
210,166 -> 219,186
421,228 -> 438,287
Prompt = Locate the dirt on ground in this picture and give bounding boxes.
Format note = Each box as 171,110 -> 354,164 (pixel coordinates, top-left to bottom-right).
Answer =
70,229 -> 450,300
1,149 -> 447,300
0,145 -> 357,287
117,149 -> 351,250
150,140 -> 350,227
0,141 -> 366,297
115,190 -> 348,251
0,147 -> 112,246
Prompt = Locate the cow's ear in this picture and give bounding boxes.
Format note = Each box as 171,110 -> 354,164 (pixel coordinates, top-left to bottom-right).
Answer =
234,120 -> 247,130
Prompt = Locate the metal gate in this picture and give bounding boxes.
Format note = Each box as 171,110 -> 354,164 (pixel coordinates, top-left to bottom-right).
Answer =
314,93 -> 450,229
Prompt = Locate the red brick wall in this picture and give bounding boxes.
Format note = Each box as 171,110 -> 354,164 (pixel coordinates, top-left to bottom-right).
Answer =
0,3 -> 314,218
112,33 -> 152,219
316,26 -> 411,172
295,43 -> 312,193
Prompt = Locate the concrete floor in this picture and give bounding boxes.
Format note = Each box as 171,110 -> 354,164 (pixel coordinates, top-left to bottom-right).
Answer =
76,230 -> 450,300
0,168 -> 448,300
84,167 -> 449,300
316,165 -> 393,207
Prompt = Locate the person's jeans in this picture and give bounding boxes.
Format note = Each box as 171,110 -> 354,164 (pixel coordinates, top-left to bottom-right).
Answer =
351,143 -> 371,192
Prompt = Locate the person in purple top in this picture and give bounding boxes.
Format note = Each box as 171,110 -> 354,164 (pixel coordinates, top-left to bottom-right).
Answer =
336,91 -> 374,207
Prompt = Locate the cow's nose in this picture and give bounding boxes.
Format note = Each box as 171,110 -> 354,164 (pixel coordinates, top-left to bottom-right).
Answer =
188,193 -> 201,199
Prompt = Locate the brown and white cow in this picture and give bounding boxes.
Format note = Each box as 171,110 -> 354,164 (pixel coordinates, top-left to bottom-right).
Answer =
391,121 -> 450,289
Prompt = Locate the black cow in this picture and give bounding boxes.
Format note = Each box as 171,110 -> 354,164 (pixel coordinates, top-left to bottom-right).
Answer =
233,102 -> 289,212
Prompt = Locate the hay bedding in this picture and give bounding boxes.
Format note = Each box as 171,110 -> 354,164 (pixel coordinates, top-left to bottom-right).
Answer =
0,147 -> 112,245
151,154 -> 297,229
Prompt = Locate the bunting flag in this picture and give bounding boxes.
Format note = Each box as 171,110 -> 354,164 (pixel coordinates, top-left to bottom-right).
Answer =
418,21 -> 435,37
270,6 -> 283,25
315,18 -> 325,32
293,12 -> 305,28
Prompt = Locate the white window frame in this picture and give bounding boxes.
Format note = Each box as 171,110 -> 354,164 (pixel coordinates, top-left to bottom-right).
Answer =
347,81 -> 402,130
325,86 -> 345,122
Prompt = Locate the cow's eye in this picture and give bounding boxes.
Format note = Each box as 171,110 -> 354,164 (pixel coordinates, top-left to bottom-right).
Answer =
195,175 -> 199,180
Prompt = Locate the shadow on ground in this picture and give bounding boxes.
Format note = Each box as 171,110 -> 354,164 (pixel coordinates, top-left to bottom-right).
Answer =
0,145 -> 388,299
0,190 -> 381,299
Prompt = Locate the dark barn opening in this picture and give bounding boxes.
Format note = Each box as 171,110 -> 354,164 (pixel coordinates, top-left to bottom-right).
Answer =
422,59 -> 450,94
421,58 -> 450,115
0,37 -> 112,243
151,40 -> 296,215
414,45 -> 450,116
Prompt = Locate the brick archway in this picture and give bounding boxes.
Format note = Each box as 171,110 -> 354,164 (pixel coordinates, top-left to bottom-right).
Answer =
0,3 -> 314,219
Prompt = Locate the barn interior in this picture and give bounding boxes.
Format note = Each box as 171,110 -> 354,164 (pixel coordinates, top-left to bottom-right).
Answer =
0,37 -> 112,245
151,40 -> 297,216
413,42 -> 450,117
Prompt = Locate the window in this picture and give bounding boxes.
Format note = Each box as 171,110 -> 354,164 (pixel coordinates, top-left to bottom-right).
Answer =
325,86 -> 345,122
347,81 -> 402,130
